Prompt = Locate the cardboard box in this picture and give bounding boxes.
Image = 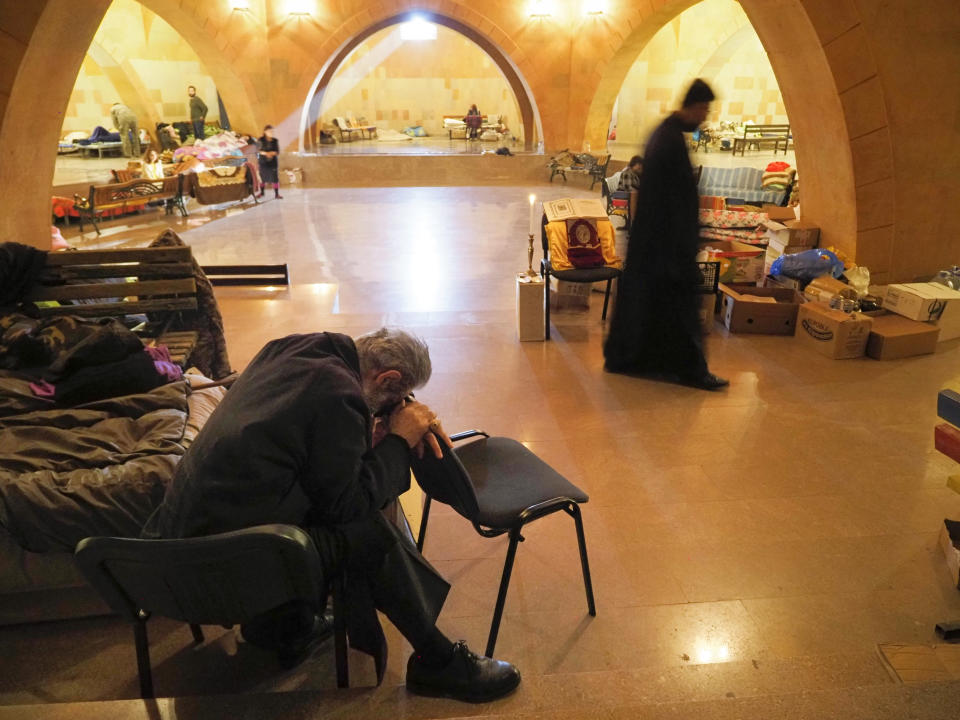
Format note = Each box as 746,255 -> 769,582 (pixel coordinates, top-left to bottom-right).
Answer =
939,521 -> 960,590
698,292 -> 716,334
883,283 -> 960,341
764,274 -> 805,291
866,313 -> 940,359
516,275 -> 545,341
796,302 -> 873,359
762,204 -> 798,222
699,240 -> 765,285
718,283 -> 805,334
550,279 -> 590,311
761,219 -> 820,249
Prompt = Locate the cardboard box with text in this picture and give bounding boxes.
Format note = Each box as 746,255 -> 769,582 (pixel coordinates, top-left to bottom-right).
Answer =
796,302 -> 872,359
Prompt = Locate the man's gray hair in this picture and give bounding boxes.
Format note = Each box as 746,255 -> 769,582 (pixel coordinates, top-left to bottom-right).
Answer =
355,327 -> 432,390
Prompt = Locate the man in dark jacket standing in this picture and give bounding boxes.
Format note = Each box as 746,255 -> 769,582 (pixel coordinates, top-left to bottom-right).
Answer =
187,85 -> 207,141
603,79 -> 728,390
143,328 -> 520,702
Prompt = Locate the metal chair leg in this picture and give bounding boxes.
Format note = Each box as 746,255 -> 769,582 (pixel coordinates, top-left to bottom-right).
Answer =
133,614 -> 154,699
544,271 -> 551,340
189,623 -> 204,644
332,575 -> 349,688
601,278 -> 612,320
565,503 -> 596,616
416,495 -> 432,553
485,530 -> 521,658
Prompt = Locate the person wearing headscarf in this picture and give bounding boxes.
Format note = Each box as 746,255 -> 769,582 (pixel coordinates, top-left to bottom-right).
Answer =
603,79 -> 728,390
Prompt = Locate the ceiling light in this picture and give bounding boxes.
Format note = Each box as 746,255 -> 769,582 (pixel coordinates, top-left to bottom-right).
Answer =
287,0 -> 311,15
584,0 -> 604,15
230,0 -> 250,10
529,0 -> 553,18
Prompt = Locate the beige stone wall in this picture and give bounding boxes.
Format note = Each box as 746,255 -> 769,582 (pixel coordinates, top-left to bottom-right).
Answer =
613,0 -> 786,150
61,0 -> 218,139
4,0 -> 958,284
320,24 -> 522,137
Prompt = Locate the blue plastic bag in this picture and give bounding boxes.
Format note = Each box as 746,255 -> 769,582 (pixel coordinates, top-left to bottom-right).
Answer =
769,248 -> 845,281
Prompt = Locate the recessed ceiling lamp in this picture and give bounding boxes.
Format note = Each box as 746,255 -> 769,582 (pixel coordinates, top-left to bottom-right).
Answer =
287,0 -> 311,15
584,0 -> 605,15
529,0 -> 553,18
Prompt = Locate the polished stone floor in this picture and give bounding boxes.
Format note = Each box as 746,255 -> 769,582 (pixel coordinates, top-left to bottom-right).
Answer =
6,186 -> 960,718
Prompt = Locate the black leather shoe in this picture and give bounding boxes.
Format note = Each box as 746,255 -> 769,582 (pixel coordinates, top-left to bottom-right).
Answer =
277,610 -> 335,670
406,641 -> 521,703
678,372 -> 730,391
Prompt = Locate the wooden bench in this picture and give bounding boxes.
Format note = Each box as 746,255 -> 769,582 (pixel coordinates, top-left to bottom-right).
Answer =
74,176 -> 187,236
732,124 -> 791,156
22,247 -> 200,367
549,153 -> 611,191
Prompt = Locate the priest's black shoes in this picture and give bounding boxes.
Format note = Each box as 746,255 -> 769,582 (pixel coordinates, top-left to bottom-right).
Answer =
678,372 -> 730,391
277,610 -> 335,669
406,641 -> 521,703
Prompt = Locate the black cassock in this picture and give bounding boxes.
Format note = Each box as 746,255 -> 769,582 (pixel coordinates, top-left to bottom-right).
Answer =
143,332 -> 449,679
604,113 -> 708,379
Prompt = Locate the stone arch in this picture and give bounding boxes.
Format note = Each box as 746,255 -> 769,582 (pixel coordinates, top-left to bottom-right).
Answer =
135,0 -> 261,135
581,0 -> 893,271
295,10 -> 543,152
86,41 -> 162,144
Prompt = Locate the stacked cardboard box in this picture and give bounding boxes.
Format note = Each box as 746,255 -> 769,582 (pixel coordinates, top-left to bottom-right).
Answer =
882,283 -> 960,341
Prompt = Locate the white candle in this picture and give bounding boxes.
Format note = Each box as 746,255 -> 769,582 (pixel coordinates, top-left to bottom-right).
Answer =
528,193 -> 536,236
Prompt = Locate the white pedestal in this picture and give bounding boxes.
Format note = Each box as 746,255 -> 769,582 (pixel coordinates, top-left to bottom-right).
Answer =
516,273 -> 545,341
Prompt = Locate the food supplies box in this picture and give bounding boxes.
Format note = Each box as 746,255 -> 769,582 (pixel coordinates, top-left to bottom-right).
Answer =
718,283 -> 805,334
699,240 -> 765,285
866,313 -> 940,360
760,219 -> 820,249
796,302 -> 873,359
882,283 -> 960,341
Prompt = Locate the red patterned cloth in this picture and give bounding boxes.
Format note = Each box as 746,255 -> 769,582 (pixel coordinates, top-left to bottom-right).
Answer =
766,161 -> 790,173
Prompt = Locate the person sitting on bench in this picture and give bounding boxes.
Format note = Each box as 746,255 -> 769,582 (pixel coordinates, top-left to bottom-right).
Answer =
142,328 -> 521,703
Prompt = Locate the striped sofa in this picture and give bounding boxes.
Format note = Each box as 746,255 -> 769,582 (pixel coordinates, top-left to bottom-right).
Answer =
697,166 -> 790,206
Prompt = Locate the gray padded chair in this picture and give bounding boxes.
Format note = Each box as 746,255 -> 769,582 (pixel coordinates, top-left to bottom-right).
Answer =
412,431 -> 596,658
74,524 -> 348,698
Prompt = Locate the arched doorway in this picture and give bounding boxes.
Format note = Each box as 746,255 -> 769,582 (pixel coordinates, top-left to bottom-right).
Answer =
582,0 -> 890,267
298,11 -> 543,153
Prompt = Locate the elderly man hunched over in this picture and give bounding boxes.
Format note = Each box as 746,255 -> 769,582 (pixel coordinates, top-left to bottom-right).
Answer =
143,328 -> 520,703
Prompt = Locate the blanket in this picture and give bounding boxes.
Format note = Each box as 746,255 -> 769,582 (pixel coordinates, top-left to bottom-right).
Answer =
0,375 -> 189,553
0,243 -> 47,307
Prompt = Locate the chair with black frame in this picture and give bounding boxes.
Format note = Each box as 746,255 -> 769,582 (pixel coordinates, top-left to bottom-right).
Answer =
540,213 -> 622,340
412,431 -> 595,659
74,524 -> 350,699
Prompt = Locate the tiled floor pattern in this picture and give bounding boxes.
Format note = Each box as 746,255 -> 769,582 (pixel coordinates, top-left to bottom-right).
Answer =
5,186 -> 960,718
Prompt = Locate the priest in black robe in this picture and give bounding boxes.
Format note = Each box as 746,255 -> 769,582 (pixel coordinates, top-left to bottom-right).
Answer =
603,79 -> 728,390
143,328 -> 520,702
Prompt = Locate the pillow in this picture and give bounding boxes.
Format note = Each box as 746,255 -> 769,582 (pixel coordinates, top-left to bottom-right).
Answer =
546,219 -> 622,271
182,369 -> 228,447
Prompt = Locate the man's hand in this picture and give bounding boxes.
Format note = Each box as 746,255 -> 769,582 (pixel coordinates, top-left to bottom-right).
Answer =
389,401 -> 453,459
